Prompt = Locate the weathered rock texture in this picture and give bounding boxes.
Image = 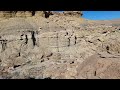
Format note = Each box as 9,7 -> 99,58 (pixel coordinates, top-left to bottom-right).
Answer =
63,11 -> 83,17
0,11 -> 120,79
0,11 -> 83,19
0,11 -> 42,18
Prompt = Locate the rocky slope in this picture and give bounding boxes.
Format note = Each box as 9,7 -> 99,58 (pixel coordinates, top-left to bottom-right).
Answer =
0,11 -> 120,79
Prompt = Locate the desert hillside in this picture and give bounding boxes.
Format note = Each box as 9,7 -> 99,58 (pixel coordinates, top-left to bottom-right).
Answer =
0,11 -> 120,79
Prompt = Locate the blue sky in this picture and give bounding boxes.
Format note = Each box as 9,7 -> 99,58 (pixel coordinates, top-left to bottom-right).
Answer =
82,11 -> 120,20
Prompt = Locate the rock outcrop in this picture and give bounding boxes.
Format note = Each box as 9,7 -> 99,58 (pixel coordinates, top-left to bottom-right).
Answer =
0,11 -> 44,18
77,52 -> 120,79
0,11 -> 120,79
0,11 -> 83,19
63,11 -> 83,17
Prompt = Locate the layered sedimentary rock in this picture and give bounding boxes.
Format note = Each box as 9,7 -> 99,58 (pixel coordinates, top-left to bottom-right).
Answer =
0,11 -> 83,18
51,11 -> 83,18
63,11 -> 83,17
0,11 -> 43,18
0,11 -> 16,18
0,11 -> 120,79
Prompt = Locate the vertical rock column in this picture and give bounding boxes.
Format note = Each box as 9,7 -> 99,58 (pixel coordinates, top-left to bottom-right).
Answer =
35,11 -> 45,17
15,11 -> 26,17
24,11 -> 33,17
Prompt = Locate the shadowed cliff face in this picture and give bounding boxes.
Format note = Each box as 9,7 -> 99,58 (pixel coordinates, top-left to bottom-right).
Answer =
0,11 -> 120,79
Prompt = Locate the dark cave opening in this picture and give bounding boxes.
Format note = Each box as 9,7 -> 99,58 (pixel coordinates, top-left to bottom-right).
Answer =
31,11 -> 35,16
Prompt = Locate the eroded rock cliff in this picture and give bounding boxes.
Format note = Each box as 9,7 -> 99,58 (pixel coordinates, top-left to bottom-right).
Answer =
0,11 -> 44,18
0,11 -> 83,18
0,11 -> 120,79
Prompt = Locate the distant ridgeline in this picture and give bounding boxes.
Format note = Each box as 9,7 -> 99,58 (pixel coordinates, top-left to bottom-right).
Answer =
0,11 -> 83,18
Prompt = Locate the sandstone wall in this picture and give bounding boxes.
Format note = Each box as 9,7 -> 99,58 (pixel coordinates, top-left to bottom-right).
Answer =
0,11 -> 83,18
0,11 -> 44,18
